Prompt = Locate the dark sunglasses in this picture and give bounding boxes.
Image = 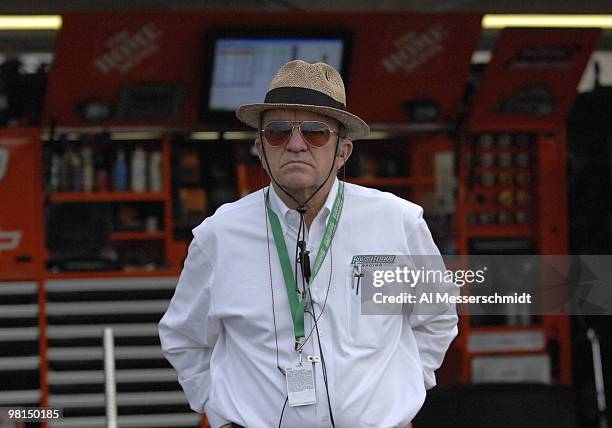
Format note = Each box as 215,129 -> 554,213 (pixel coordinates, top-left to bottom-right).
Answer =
261,120 -> 340,147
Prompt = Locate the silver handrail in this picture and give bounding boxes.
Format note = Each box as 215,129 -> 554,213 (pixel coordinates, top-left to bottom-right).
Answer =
587,328 -> 608,428
103,327 -> 118,428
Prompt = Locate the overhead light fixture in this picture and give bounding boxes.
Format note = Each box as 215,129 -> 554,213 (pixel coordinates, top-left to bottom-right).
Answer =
483,14 -> 612,29
222,131 -> 256,140
363,131 -> 391,140
0,15 -> 62,30
190,132 -> 221,141
110,132 -> 162,141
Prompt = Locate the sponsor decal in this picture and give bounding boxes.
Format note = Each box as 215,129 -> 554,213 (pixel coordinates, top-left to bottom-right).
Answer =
0,230 -> 22,253
382,24 -> 447,73
94,22 -> 163,74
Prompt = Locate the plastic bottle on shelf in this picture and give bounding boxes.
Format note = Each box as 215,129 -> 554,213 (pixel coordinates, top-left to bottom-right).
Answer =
95,152 -> 109,191
131,145 -> 147,192
67,146 -> 82,192
148,150 -> 162,192
49,152 -> 61,193
81,146 -> 94,192
113,149 -> 128,192
59,138 -> 71,192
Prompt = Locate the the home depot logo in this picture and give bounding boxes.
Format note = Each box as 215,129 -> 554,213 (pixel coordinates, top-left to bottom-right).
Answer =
94,22 -> 163,74
382,24 -> 447,73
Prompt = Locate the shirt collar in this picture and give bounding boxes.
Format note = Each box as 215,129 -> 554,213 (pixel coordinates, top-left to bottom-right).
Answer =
267,178 -> 339,234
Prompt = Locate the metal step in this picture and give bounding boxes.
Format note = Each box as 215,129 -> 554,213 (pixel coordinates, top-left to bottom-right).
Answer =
0,326 -> 38,341
0,389 -> 40,405
49,390 -> 188,408
42,276 -> 188,424
0,304 -> 39,318
48,346 -> 162,361
0,281 -> 38,295
49,412 -> 200,428
46,277 -> 178,293
47,323 -> 158,339
48,368 -> 177,384
0,355 -> 39,370
46,300 -> 168,316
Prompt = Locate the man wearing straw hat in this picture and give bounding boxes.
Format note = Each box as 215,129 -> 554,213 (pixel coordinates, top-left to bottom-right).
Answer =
160,60 -> 457,428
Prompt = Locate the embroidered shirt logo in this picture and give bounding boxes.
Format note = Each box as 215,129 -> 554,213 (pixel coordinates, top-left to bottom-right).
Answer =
351,255 -> 396,265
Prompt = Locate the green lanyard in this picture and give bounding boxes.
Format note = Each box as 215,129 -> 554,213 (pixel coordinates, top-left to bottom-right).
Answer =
266,182 -> 344,347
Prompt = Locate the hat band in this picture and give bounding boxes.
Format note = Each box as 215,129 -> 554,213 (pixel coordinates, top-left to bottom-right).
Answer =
264,87 -> 346,111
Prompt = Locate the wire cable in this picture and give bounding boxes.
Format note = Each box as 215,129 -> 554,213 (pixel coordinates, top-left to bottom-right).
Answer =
263,187 -> 283,376
305,245 -> 336,427
277,396 -> 289,428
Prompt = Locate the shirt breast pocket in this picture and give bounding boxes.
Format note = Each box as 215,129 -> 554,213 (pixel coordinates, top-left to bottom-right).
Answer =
344,263 -> 402,350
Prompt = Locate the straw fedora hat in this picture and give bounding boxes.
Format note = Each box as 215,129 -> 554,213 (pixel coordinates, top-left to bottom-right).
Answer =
236,60 -> 369,140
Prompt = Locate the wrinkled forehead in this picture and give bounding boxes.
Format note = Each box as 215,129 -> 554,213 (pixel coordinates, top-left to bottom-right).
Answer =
261,109 -> 339,130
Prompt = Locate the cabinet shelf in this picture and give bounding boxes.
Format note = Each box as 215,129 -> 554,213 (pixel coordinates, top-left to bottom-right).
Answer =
470,166 -> 532,174
466,225 -> 535,238
468,206 -> 534,213
48,192 -> 167,203
469,147 -> 531,154
345,176 -> 434,187
468,349 -> 548,357
468,325 -> 544,333
468,185 -> 530,193
44,268 -> 181,279
111,231 -> 166,241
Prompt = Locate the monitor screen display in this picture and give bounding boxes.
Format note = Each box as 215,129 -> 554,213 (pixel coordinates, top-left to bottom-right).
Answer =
209,38 -> 344,112
201,29 -> 352,123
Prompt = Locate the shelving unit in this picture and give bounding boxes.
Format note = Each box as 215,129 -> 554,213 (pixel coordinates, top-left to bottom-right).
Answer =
345,176 -> 435,187
48,192 -> 167,203
439,26 -> 601,387
110,231 -> 166,241
170,134 -> 237,242
42,133 -> 177,272
464,225 -> 534,239
450,130 -> 572,385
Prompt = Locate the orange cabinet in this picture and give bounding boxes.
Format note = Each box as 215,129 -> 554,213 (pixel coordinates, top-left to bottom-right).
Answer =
0,128 -> 44,279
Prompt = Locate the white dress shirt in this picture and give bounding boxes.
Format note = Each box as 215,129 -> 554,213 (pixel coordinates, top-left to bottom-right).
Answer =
159,179 -> 458,428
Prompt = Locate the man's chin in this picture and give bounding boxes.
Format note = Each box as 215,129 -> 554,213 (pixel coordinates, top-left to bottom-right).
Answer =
277,173 -> 317,190
282,181 -> 316,192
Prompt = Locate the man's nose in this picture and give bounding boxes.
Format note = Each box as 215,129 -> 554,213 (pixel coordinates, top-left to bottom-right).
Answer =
285,126 -> 308,152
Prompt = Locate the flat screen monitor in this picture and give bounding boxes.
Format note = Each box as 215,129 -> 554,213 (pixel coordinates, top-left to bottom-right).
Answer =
201,28 -> 353,125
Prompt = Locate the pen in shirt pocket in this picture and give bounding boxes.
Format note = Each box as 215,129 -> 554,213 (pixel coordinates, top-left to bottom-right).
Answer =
352,263 -> 363,295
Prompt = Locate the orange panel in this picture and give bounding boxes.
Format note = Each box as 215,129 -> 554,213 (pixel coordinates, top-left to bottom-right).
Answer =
469,28 -> 600,130
537,131 -> 568,254
44,12 -> 482,126
0,128 -> 44,279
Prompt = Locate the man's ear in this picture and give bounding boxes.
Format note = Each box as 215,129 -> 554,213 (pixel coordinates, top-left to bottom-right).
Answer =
336,139 -> 353,169
254,138 -> 263,162
254,138 -> 269,173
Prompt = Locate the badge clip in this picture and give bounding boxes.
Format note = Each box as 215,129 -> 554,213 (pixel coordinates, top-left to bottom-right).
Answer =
295,337 -> 305,351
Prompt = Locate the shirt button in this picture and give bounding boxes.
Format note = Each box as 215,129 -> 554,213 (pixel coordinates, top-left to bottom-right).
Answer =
322,416 -> 329,422
319,330 -> 325,337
